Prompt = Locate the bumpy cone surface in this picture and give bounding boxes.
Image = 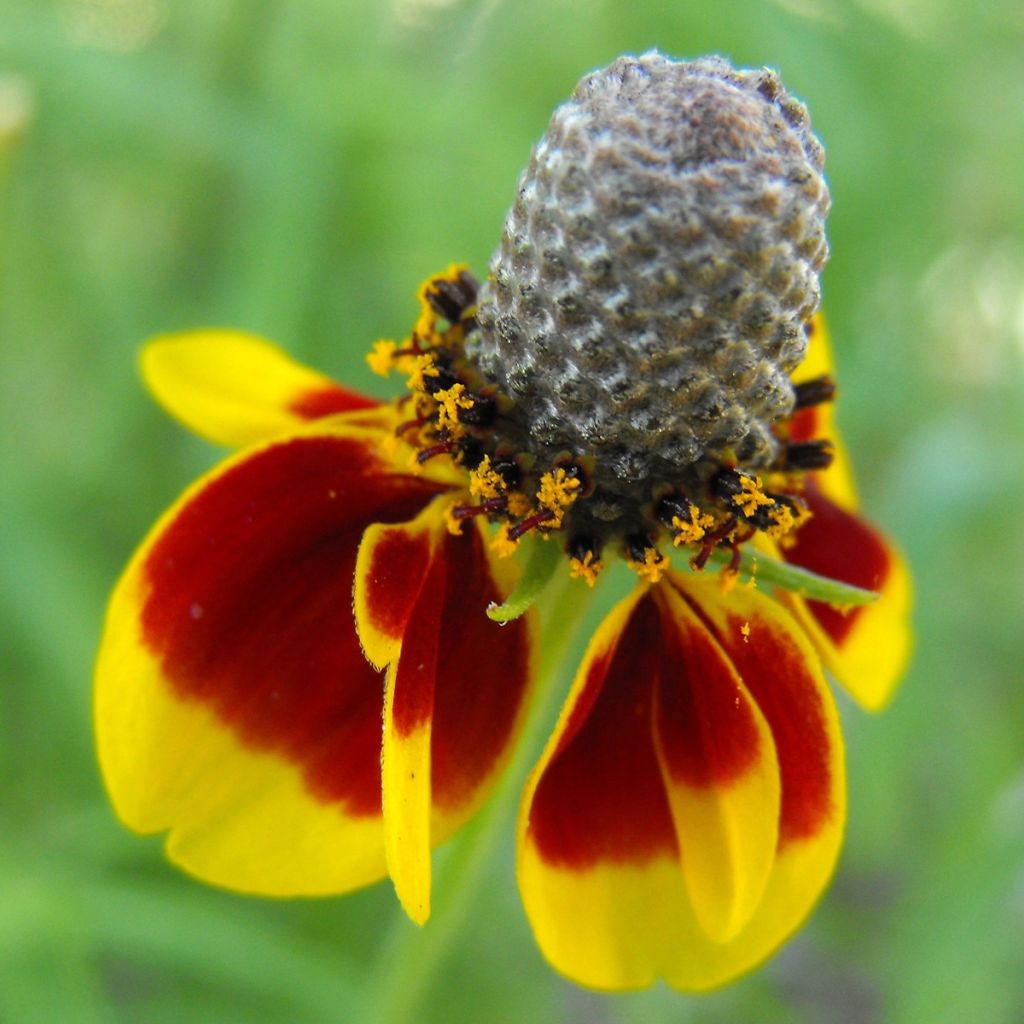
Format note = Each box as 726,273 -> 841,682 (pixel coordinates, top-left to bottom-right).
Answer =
471,52 -> 830,520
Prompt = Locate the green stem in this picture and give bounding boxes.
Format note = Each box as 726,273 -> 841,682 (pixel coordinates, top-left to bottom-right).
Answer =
362,573 -> 593,1023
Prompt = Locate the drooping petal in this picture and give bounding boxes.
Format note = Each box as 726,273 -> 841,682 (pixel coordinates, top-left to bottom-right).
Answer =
141,330 -> 379,448
651,584 -> 780,943
789,314 -> 858,510
355,508 -> 536,924
670,572 -> 845,987
518,574 -> 839,992
778,484 -> 913,711
95,423 -> 450,896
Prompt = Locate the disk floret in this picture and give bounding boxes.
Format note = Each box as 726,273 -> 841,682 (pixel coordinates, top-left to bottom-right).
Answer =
368,51 -> 836,584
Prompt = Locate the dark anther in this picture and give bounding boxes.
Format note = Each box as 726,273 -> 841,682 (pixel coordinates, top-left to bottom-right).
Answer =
746,502 -> 782,531
491,457 -> 521,491
709,468 -> 748,504
568,535 -> 601,563
426,272 -> 479,324
793,375 -> 835,409
785,439 -> 834,470
459,392 -> 496,427
457,435 -> 485,469
553,455 -> 595,498
420,364 -> 460,396
655,492 -> 692,527
624,533 -> 658,564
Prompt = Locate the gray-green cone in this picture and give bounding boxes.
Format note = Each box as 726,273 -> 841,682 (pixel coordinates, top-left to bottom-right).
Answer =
469,52 -> 830,522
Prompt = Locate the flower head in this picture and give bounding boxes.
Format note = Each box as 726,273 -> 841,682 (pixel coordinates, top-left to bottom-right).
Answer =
95,51 -> 911,992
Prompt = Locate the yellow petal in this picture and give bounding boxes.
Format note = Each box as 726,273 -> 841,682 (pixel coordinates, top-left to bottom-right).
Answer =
141,329 -> 377,448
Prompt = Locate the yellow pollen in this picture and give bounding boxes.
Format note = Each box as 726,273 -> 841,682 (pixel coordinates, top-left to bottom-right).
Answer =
491,523 -> 519,558
506,491 -> 532,518
406,354 -> 440,393
366,339 -> 397,377
434,383 -> 474,435
469,456 -> 505,501
741,622 -> 751,643
671,504 -> 716,546
569,551 -> 603,587
413,264 -> 472,343
732,475 -> 775,517
536,468 -> 581,528
765,502 -> 797,539
629,547 -> 667,583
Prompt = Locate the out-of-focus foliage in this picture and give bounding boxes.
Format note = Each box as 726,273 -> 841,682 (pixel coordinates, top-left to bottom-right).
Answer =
1,1 -> 1022,1021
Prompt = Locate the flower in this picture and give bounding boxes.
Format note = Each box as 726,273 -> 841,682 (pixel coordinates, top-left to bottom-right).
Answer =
95,52 -> 912,992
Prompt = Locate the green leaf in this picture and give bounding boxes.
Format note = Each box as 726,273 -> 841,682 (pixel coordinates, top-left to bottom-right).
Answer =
675,543 -> 880,607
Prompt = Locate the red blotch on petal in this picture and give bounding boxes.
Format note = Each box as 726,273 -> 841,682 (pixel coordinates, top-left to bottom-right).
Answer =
389,553 -> 446,739
140,435 -> 446,815
680,586 -> 833,846
289,384 -> 378,419
362,527 -> 434,652
786,484 -> 892,646
431,528 -> 533,811
528,594 -> 677,869
654,605 -> 761,789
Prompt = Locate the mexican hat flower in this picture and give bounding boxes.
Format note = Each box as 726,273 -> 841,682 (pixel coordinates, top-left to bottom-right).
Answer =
95,52 -> 911,992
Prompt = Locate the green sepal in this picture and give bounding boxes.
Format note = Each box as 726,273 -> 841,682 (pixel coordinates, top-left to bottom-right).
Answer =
486,533 -> 561,623
675,544 -> 880,607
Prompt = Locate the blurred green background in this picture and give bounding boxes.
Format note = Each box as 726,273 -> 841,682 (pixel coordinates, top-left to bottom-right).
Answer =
2,0 -> 1023,1021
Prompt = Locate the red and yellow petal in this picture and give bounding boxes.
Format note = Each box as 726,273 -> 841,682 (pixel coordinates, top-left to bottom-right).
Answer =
95,422 -> 450,895
355,506 -> 537,922
779,485 -> 913,711
652,584 -> 780,943
141,329 -> 379,448
517,574 -> 844,992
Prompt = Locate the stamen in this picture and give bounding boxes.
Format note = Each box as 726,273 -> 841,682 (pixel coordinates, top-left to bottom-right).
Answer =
508,508 -> 556,541
536,467 -> 582,528
793,374 -> 836,409
434,383 -> 475,436
665,498 -> 716,546
416,440 -> 453,464
424,269 -> 479,324
568,550 -> 603,587
366,339 -> 397,377
692,517 -> 738,570
469,456 -> 507,500
626,540 -> 668,583
713,469 -> 775,518
784,439 -> 834,471
407,354 -> 440,393
568,536 -> 604,587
